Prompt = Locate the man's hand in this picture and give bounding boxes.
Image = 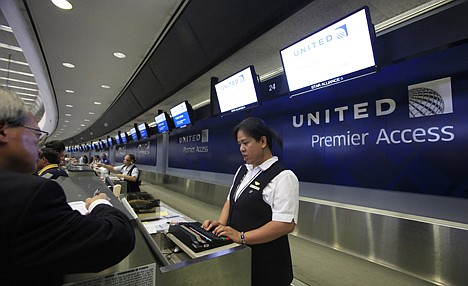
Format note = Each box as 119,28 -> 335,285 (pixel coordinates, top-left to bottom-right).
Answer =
85,193 -> 110,209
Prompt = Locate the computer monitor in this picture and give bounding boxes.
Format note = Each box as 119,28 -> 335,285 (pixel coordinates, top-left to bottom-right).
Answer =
114,134 -> 121,145
155,112 -> 173,133
280,6 -> 378,97
107,136 -> 114,147
214,65 -> 260,116
130,127 -> 139,141
119,131 -> 129,144
170,101 -> 194,129
138,123 -> 150,139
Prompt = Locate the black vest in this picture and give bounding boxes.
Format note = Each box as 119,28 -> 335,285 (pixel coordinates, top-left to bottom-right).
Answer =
228,162 -> 293,286
121,164 -> 140,193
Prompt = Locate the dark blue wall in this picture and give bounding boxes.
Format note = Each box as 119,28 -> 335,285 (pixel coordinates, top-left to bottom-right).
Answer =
167,42 -> 468,198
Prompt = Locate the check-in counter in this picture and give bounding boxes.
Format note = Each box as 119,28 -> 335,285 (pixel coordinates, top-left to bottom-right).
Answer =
56,176 -> 251,285
66,164 -> 97,177
136,202 -> 251,285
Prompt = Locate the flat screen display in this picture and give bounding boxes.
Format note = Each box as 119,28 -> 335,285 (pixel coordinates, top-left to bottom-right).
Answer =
130,127 -> 139,141
107,137 -> 113,147
120,132 -> 128,144
155,112 -> 171,133
138,123 -> 149,139
280,6 -> 377,97
114,134 -> 121,145
170,101 -> 193,128
214,65 -> 260,116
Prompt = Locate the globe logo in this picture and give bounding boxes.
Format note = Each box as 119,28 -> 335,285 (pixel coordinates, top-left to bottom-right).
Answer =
335,24 -> 348,39
408,87 -> 445,118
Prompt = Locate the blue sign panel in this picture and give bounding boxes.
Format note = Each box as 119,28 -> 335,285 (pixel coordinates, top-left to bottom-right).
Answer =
168,43 -> 468,198
168,115 -> 243,174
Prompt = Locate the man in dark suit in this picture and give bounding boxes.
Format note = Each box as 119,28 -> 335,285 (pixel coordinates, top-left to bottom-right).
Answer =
0,89 -> 136,285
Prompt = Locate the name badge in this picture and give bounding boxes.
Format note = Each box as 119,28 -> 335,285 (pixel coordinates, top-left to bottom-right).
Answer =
249,181 -> 261,191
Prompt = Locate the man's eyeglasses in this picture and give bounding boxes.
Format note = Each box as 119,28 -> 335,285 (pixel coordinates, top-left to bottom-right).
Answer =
21,125 -> 49,144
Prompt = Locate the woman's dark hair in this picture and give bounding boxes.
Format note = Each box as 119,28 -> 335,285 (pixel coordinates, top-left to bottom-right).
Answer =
127,154 -> 136,163
232,117 -> 283,150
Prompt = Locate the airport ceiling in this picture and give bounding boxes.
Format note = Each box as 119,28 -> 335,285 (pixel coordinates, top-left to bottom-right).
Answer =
0,0 -> 439,146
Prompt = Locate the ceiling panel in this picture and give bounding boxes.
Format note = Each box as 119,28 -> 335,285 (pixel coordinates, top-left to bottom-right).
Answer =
130,65 -> 165,108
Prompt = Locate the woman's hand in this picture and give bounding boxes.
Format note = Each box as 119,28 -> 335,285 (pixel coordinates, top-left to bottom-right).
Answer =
211,225 -> 242,244
202,220 -> 222,231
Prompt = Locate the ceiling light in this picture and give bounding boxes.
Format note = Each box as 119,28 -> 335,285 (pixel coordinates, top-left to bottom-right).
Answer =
94,101 -> 101,105
62,62 -> 75,68
1,84 -> 37,92
65,89 -> 74,93
64,120 -> 69,123
101,85 -> 110,89
113,52 -> 126,59
65,114 -> 71,116
0,76 -> 37,85
52,0 -> 73,10
66,104 -> 73,107
80,124 -> 85,127
15,92 -> 37,97
84,119 -> 90,122
89,112 -> 95,115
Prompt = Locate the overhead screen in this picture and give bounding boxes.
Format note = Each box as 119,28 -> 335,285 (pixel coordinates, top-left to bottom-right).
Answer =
155,112 -> 172,133
138,123 -> 149,139
170,101 -> 194,128
214,65 -> 260,116
107,137 -> 113,147
130,127 -> 139,141
120,131 -> 128,144
280,6 -> 377,97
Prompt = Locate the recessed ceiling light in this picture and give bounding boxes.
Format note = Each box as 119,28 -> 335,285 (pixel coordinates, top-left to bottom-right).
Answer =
52,0 -> 73,10
84,119 -> 90,122
66,104 -> 73,108
80,124 -> 85,127
113,52 -> 126,59
101,85 -> 110,89
65,89 -> 74,93
94,101 -> 101,105
62,62 -> 75,68
64,120 -> 69,123
65,114 -> 71,116
89,112 -> 95,115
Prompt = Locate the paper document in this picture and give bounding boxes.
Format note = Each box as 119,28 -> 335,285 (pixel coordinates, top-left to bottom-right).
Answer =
141,208 -> 186,234
68,201 -> 88,215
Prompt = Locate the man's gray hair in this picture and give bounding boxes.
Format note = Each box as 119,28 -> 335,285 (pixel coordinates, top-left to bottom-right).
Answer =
0,88 -> 29,126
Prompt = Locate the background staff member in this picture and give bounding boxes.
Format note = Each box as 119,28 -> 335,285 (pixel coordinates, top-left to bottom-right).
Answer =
203,117 -> 299,286
99,154 -> 141,192
101,153 -> 110,165
45,140 -> 66,166
0,89 -> 135,285
36,147 -> 69,179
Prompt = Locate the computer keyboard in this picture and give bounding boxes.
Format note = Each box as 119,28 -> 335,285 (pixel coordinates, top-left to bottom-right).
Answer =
168,221 -> 232,253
